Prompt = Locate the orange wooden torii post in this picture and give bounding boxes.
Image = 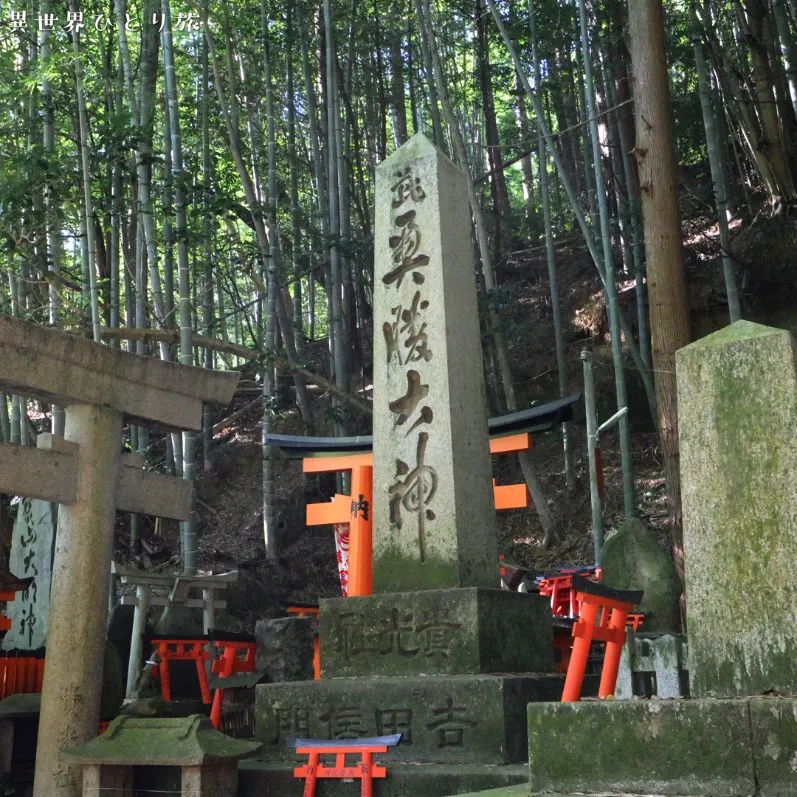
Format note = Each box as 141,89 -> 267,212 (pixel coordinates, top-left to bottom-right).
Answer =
303,432 -> 532,597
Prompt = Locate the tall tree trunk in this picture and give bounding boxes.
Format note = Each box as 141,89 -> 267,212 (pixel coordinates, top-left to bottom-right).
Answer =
71,2 -> 101,343
578,0 -> 634,518
41,0 -> 65,435
628,0 -> 691,579
530,0 -> 575,492
414,0 -> 445,147
201,11 -> 215,472
389,26 -> 408,145
476,0 -> 510,262
741,0 -> 797,209
773,0 -> 797,118
691,7 -> 742,323
324,0 -> 350,435
162,0 -> 198,574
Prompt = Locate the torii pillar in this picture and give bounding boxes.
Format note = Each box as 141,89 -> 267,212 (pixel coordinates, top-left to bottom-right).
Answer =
0,316 -> 239,797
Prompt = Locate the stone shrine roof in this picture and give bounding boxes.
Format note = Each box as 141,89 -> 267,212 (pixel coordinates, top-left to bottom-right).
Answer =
59,714 -> 261,766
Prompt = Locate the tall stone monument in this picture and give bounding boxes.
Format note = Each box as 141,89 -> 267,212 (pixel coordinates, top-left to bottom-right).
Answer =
372,134 -> 498,593
677,320 -> 797,696
2,499 -> 54,650
253,135 -> 560,795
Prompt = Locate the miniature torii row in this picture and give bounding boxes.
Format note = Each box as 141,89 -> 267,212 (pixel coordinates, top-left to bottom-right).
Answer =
0,315 -> 239,797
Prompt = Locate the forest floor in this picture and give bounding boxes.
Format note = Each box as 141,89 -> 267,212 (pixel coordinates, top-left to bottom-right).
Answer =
114,206 -> 795,632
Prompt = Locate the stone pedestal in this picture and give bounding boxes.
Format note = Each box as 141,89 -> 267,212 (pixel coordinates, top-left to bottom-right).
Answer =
256,673 -> 562,765
255,588 -> 559,772
319,588 -> 553,677
677,321 -> 797,697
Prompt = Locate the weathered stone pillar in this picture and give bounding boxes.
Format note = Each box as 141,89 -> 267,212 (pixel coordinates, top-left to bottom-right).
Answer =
33,404 -> 122,797
677,320 -> 797,697
372,133 -> 497,592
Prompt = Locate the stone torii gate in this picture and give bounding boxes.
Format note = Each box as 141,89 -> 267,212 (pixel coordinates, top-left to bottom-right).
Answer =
0,316 -> 239,797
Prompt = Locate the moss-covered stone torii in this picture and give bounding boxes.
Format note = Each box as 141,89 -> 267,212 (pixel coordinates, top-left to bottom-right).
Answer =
0,315 -> 239,797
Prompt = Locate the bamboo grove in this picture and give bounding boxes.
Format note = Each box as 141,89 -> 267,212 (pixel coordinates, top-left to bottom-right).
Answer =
0,0 -> 796,570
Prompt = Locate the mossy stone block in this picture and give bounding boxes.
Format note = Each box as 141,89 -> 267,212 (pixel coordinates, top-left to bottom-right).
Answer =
319,588 -> 553,677
255,674 -> 563,765
527,699 -> 754,795
255,617 -> 315,682
600,517 -> 681,632
677,321 -> 797,697
749,697 -> 797,797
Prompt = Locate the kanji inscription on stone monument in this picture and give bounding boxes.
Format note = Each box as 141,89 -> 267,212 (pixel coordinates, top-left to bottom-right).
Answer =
3,498 -> 54,650
372,133 -> 497,592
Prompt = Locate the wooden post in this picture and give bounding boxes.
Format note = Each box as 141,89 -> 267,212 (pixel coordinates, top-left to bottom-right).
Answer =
347,464 -> 373,597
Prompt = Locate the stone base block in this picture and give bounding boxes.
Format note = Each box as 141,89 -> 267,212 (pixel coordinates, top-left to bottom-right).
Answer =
238,761 -> 528,797
255,616 -> 315,682
255,674 -> 564,764
320,588 -> 553,677
749,697 -> 797,797
529,699 -> 761,796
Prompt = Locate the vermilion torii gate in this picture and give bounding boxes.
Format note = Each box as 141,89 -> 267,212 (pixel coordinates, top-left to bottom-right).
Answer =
0,315 -> 239,797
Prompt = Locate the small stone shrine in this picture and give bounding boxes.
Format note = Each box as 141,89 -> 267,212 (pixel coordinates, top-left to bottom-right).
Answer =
250,134 -> 569,795
0,316 -> 239,797
59,715 -> 260,797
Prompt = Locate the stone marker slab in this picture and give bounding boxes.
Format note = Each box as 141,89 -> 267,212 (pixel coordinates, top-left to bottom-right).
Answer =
527,699 -> 754,796
319,588 -> 553,677
255,674 -> 563,764
749,697 -> 797,797
372,133 -> 497,592
3,499 -> 54,650
600,517 -> 682,632
677,321 -> 797,697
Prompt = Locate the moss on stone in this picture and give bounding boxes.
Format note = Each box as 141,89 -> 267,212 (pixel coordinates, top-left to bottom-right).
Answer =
600,518 -> 681,632
372,544 -> 460,593
677,322 -> 797,696
527,699 -> 755,796
60,715 -> 261,765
